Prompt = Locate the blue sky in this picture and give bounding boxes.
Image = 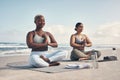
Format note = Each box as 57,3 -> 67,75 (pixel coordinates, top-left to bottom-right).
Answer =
0,0 -> 120,44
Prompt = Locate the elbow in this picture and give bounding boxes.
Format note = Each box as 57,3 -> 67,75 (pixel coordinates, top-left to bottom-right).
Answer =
88,43 -> 92,47
90,43 -> 92,46
70,44 -> 72,47
55,42 -> 58,47
27,44 -> 32,48
53,44 -> 58,47
70,43 -> 74,47
55,44 -> 58,47
28,45 -> 32,48
56,45 -> 58,47
52,43 -> 58,47
90,44 -> 92,46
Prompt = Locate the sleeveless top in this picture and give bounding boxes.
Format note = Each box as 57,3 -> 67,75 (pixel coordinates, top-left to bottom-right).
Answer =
75,34 -> 85,45
33,32 -> 44,43
33,31 -> 48,51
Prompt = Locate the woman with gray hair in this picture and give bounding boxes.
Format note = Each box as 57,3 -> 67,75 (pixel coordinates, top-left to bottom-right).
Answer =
26,15 -> 68,67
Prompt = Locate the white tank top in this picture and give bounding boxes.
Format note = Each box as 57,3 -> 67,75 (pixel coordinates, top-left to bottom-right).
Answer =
33,32 -> 44,43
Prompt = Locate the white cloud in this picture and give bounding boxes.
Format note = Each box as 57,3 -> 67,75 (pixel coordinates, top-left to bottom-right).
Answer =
1,22 -> 120,45
44,25 -> 75,44
44,24 -> 94,44
91,22 -> 120,44
44,23 -> 120,45
0,29 -> 27,43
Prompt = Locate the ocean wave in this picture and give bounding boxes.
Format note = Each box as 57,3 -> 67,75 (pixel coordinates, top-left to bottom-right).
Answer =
0,42 -> 120,57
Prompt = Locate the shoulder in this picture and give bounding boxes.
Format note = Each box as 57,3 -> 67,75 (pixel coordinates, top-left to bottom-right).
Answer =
82,34 -> 87,37
27,30 -> 35,36
71,34 -> 76,38
82,34 -> 90,40
45,31 -> 53,36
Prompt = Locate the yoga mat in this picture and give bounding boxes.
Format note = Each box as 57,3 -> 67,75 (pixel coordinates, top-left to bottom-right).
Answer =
6,57 -> 117,73
6,61 -> 90,73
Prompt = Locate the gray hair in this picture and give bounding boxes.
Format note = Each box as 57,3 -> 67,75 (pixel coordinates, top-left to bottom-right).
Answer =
34,14 -> 44,23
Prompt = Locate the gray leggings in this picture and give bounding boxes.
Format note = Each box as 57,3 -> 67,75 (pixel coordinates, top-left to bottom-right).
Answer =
70,49 -> 101,61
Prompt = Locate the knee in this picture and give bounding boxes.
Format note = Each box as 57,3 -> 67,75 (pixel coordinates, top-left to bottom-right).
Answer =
60,50 -> 68,54
29,55 -> 49,68
59,50 -> 68,57
33,63 -> 49,68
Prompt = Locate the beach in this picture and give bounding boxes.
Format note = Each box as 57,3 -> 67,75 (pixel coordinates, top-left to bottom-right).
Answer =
0,48 -> 120,80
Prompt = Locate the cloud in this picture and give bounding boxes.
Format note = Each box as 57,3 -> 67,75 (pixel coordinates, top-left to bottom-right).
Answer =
1,22 -> 120,45
44,25 -> 75,44
44,22 -> 120,44
0,29 -> 27,43
44,24 -> 95,44
91,22 -> 120,44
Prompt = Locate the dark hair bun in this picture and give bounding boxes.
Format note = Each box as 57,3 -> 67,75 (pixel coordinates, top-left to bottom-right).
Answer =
74,22 -> 82,31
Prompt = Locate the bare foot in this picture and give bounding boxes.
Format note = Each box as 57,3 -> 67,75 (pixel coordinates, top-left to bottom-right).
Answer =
79,57 -> 89,60
49,62 -> 60,66
40,55 -> 60,66
79,55 -> 90,60
40,55 -> 50,63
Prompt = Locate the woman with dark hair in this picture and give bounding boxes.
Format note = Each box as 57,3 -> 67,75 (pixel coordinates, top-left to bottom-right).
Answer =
70,22 -> 101,61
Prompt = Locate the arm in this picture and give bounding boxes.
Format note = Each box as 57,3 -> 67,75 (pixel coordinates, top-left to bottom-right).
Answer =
84,35 -> 92,47
46,32 -> 58,47
26,31 -> 47,49
70,34 -> 84,49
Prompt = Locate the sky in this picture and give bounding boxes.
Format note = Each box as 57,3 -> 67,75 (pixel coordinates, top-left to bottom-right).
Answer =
0,0 -> 120,45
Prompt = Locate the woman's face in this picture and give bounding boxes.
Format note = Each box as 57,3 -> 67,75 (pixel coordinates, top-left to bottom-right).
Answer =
76,24 -> 83,32
35,16 -> 45,28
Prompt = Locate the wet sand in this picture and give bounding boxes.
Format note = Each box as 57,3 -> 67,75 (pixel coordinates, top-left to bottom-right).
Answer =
0,48 -> 120,80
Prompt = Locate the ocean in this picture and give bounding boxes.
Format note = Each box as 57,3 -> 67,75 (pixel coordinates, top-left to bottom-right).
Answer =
0,42 -> 120,57
0,42 -> 30,57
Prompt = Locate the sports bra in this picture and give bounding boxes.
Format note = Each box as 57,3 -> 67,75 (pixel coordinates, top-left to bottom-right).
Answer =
75,35 -> 85,45
33,31 -> 45,43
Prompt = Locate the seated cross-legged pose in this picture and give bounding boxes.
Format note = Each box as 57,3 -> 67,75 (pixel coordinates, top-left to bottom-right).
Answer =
70,22 -> 101,61
26,14 -> 68,67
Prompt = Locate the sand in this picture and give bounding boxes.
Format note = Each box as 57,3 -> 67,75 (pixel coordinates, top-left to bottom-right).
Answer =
0,48 -> 120,80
